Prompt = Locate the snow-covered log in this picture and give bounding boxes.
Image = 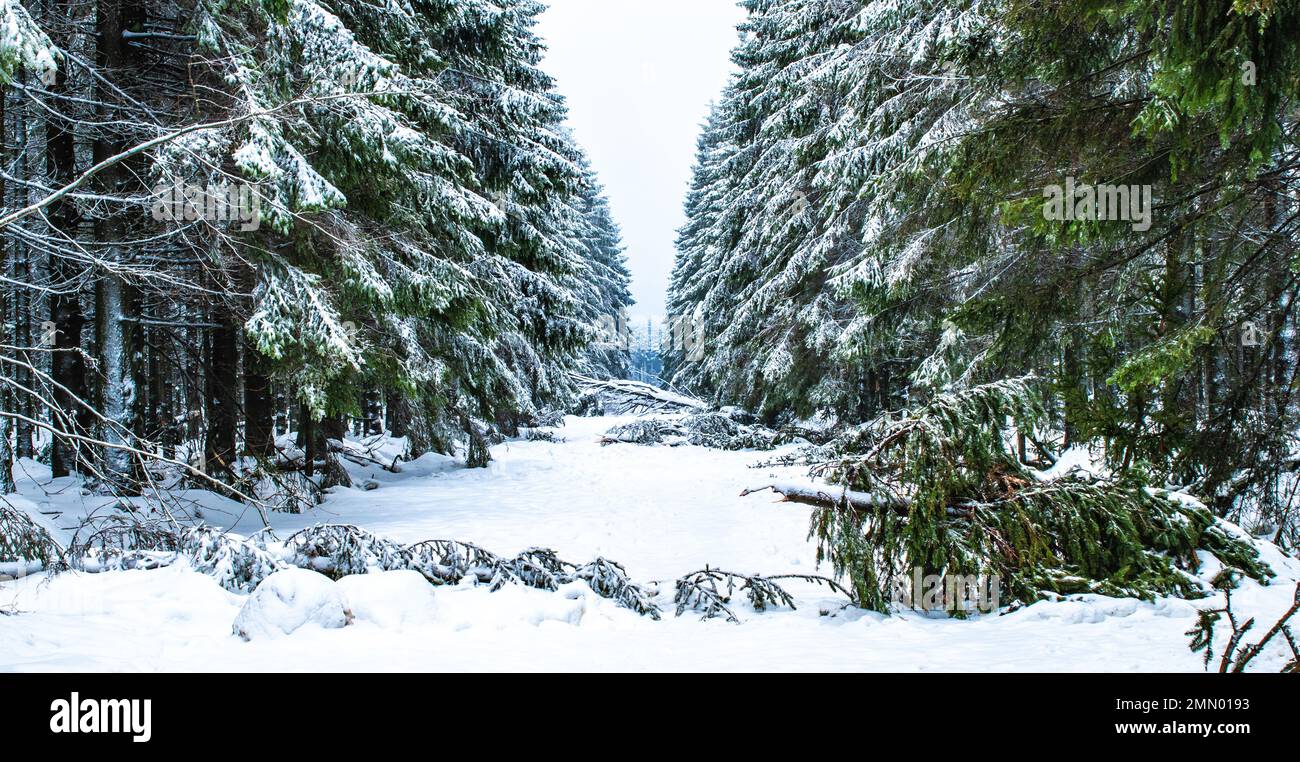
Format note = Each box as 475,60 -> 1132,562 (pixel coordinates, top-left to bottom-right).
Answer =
326,438 -> 402,473
740,482 -> 909,514
571,374 -> 707,416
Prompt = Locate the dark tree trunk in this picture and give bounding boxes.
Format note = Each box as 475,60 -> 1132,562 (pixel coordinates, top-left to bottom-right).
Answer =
204,316 -> 240,481
362,391 -> 383,436
274,387 -> 289,440
319,414 -> 352,488
45,59 -> 91,478
243,340 -> 275,458
151,331 -> 176,460
385,389 -> 408,439
92,0 -> 149,492
298,404 -> 315,477
463,416 -> 491,468
0,85 -> 10,492
322,415 -> 347,443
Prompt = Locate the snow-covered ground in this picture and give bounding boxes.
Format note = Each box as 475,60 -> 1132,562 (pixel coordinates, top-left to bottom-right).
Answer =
2,416 -> 1297,672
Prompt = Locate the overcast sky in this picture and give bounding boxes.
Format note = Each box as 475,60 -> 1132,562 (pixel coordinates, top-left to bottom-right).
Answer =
537,1 -> 746,322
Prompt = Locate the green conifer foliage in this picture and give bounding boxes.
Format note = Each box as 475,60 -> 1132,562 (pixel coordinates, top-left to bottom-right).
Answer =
810,379 -> 1274,614
178,0 -> 630,452
669,0 -> 1300,536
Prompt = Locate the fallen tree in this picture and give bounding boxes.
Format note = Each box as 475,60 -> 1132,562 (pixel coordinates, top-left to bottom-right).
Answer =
739,483 -> 909,514
748,377 -> 1276,614
328,437 -> 403,474
571,374 -> 707,416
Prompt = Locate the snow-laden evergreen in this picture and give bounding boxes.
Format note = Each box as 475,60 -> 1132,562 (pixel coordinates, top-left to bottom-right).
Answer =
0,0 -> 57,83
0,0 -> 633,498
666,0 -> 1300,541
191,0 -> 632,444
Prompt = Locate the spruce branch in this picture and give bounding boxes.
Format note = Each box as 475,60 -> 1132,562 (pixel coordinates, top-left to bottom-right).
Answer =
1188,572 -> 1300,673
673,567 -> 851,622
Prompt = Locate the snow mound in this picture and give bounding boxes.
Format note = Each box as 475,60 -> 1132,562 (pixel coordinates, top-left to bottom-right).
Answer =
337,571 -> 437,630
432,578 -> 599,630
233,568 -> 352,641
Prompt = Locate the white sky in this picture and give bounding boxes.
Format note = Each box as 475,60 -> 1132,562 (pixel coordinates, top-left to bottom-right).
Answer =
537,0 -> 746,322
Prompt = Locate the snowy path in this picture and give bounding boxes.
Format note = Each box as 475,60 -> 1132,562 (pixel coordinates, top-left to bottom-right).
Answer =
2,416 -> 1297,672
219,415 -> 818,578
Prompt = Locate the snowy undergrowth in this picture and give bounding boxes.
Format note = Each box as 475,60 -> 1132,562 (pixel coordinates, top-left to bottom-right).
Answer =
2,415 -> 1298,672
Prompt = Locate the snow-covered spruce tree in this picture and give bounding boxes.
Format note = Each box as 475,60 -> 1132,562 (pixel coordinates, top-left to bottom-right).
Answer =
666,0 -> 977,414
0,0 -> 628,506
827,0 -> 1300,531
670,0 -> 1300,544
802,378 -> 1273,614
192,0 -> 581,467
663,101 -> 730,391
573,153 -> 633,380
434,1 -> 600,441
666,0 -> 914,422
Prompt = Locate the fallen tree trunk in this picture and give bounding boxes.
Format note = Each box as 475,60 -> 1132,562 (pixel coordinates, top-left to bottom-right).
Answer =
571,374 -> 707,415
740,482 -> 979,518
740,482 -> 909,513
327,439 -> 403,473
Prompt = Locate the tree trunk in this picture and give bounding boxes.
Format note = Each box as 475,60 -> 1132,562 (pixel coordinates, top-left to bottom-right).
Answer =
45,0 -> 96,477
96,275 -> 138,490
386,388 -> 408,439
299,404 -> 315,478
463,416 -> 491,468
319,414 -> 352,488
205,315 -> 240,481
274,387 -> 289,440
243,339 -> 275,458
0,85 -> 11,491
362,391 -> 383,437
91,0 -> 148,492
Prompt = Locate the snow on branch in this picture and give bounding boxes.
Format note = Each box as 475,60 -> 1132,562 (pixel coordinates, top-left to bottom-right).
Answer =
571,374 -> 707,416
285,525 -> 415,579
740,482 -> 909,514
674,567 -> 853,623
600,411 -> 800,450
29,516 -> 862,626
571,558 -> 662,620
183,527 -> 284,594
0,0 -> 58,86
0,500 -> 60,577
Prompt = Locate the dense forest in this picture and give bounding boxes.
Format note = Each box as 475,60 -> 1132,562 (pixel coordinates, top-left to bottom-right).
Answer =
0,0 -> 631,500
666,0 -> 1300,543
3,0 -> 1300,679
